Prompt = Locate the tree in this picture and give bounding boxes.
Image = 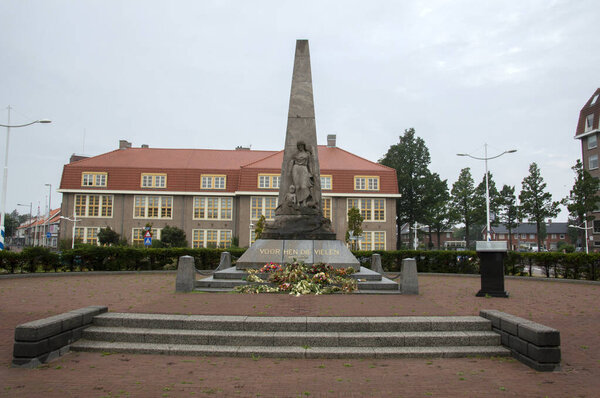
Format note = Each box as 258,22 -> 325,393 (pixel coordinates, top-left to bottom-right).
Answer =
497,185 -> 519,249
254,215 -> 266,240
345,207 -> 364,250
379,128 -> 433,248
159,225 -> 188,248
3,211 -> 21,238
97,226 -> 120,246
563,159 -> 600,246
450,168 -> 477,248
519,162 -> 560,252
422,173 -> 451,249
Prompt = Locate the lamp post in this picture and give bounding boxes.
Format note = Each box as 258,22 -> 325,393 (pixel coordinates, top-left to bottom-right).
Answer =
410,222 -> 429,250
457,144 -> 517,241
17,202 -> 32,246
60,214 -> 79,249
44,183 -> 51,247
0,106 -> 51,250
568,217 -> 593,254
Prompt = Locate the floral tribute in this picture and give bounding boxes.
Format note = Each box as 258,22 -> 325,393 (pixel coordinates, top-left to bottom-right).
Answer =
235,261 -> 357,295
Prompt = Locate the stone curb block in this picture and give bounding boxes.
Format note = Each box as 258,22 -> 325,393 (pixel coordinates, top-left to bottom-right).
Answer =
12,305 -> 108,368
480,309 -> 560,372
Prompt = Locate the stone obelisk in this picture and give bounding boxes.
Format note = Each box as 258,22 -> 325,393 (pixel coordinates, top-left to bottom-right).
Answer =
261,39 -> 335,240
235,40 -> 358,270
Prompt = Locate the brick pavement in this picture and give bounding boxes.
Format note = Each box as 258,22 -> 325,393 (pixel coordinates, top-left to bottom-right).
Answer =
0,273 -> 598,397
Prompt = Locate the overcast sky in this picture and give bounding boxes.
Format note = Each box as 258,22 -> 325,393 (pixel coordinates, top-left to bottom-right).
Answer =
1,0 -> 599,221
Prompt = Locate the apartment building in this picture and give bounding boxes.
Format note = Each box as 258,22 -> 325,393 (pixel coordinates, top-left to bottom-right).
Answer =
574,88 -> 600,251
488,222 -> 569,251
58,137 -> 400,250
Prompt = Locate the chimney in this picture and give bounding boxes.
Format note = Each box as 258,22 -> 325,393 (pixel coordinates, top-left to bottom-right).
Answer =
119,140 -> 132,150
141,144 -> 149,148
327,134 -> 336,147
235,146 -> 251,151
69,154 -> 89,163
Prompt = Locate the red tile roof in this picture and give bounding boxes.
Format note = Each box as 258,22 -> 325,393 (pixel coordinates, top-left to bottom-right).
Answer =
60,146 -> 399,195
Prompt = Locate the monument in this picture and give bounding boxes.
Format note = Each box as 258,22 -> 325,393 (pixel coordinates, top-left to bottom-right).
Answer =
235,40 -> 359,270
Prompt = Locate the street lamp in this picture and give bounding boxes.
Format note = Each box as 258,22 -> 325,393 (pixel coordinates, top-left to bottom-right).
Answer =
17,202 -> 32,246
410,222 -> 429,250
0,106 -> 51,250
568,217 -> 593,254
60,214 -> 79,249
457,144 -> 517,241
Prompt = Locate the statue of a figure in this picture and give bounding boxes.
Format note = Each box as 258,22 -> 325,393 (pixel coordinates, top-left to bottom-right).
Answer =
289,141 -> 315,207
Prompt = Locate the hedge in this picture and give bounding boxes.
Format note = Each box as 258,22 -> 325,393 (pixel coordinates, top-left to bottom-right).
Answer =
0,247 -> 598,281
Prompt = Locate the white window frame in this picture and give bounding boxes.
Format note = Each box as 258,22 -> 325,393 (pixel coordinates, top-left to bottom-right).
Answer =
589,154 -> 599,170
250,196 -> 278,220
81,172 -> 107,187
133,195 -> 173,219
141,173 -> 167,188
585,114 -> 595,132
193,197 -> 232,220
257,174 -> 281,189
73,226 -> 101,245
357,231 -> 386,250
347,198 -> 386,222
354,176 -> 380,191
320,175 -> 332,190
588,134 -> 598,150
192,229 -> 232,248
74,194 -> 114,218
201,175 -> 226,190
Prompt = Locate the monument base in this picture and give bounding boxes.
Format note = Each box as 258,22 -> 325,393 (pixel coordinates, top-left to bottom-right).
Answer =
236,239 -> 360,271
261,214 -> 336,240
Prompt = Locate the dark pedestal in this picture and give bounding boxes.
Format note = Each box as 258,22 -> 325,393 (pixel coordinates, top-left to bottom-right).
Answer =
476,241 -> 509,298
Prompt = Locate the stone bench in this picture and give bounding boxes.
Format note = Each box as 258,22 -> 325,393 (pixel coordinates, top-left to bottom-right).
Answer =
480,309 -> 560,371
12,305 -> 108,368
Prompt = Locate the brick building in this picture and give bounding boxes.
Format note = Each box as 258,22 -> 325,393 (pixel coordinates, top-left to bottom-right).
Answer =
57,137 -> 400,250
488,222 -> 569,251
574,88 -> 600,251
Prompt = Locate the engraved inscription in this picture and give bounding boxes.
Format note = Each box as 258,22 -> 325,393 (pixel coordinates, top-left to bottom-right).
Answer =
314,249 -> 340,256
259,248 -> 281,255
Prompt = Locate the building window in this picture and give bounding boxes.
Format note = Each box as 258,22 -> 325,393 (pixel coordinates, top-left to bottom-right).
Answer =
320,175 -> 332,190
132,228 -> 161,246
258,174 -> 280,189
354,176 -> 379,191
498,234 -> 505,239
141,173 -> 166,188
594,221 -> 600,234
81,172 -> 107,187
322,197 -> 332,221
74,195 -> 113,218
193,197 -> 232,220
559,234 -> 565,239
589,154 -> 599,170
529,234 -> 535,239
73,227 -> 100,245
201,175 -> 226,190
192,229 -> 232,248
585,114 -> 595,132
359,231 -> 386,250
551,234 -> 557,239
251,196 -> 278,220
588,134 -> 597,149
347,198 -> 385,222
592,94 -> 599,106
133,196 -> 173,219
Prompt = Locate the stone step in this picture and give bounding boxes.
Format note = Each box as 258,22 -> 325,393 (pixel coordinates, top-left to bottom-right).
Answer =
212,266 -> 383,281
92,313 -> 493,333
82,326 -> 500,347
71,340 -> 510,359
